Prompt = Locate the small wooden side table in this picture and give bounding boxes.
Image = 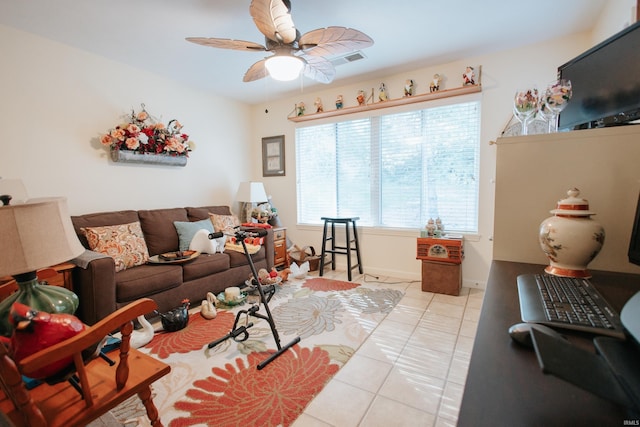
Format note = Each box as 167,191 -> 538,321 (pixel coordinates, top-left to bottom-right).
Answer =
43,262 -> 76,291
0,263 -> 76,291
273,227 -> 288,268
0,262 -> 77,301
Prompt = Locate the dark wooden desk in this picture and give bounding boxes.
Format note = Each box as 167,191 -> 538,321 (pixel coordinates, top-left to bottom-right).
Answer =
458,260 -> 640,426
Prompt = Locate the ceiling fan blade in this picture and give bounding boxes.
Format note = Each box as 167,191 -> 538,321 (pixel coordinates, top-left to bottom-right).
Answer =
186,37 -> 267,52
250,0 -> 297,44
301,55 -> 336,84
299,26 -> 374,57
243,58 -> 270,82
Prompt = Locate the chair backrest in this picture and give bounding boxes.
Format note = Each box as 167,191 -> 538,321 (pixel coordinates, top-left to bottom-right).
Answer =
0,298 -> 170,427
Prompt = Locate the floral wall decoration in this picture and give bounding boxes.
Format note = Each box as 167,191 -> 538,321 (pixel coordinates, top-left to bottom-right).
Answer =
101,104 -> 195,166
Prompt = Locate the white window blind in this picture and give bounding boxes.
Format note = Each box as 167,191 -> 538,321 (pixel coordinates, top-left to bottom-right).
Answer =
296,99 -> 480,233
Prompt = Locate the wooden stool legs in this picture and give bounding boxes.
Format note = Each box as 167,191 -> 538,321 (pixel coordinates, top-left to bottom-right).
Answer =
319,217 -> 363,281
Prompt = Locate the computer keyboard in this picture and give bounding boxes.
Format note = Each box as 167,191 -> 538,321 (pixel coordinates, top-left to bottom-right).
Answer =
517,273 -> 625,339
535,274 -> 624,335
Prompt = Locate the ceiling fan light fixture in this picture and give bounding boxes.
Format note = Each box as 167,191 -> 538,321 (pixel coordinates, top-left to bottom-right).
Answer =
265,55 -> 304,81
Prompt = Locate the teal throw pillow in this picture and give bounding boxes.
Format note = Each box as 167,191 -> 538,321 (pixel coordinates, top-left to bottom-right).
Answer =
174,219 -> 214,251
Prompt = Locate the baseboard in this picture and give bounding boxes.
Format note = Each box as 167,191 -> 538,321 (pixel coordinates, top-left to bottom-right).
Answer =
334,264 -> 487,290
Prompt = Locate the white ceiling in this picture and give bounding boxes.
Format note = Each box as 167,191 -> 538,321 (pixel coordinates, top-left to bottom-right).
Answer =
0,0 -> 609,105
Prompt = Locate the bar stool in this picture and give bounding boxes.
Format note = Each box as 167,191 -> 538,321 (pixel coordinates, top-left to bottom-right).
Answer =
319,217 -> 363,281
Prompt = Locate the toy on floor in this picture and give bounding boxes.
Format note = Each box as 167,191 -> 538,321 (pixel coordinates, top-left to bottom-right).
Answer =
156,299 -> 190,332
112,314 -> 155,349
278,267 -> 291,282
250,268 -> 282,285
289,261 -> 310,279
201,292 -> 218,319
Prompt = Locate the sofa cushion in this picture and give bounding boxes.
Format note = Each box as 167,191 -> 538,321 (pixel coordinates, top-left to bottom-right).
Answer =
174,219 -> 214,251
227,246 -> 266,268
82,221 -> 150,272
186,206 -> 232,221
138,208 -> 189,255
182,253 -> 230,282
72,210 -> 140,249
115,264 -> 182,302
209,213 -> 241,245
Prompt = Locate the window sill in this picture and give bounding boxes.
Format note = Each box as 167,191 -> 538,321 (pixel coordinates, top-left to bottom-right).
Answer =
296,223 -> 480,241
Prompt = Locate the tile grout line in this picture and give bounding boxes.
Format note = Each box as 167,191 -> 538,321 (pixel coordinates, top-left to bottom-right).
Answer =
358,283 -> 429,425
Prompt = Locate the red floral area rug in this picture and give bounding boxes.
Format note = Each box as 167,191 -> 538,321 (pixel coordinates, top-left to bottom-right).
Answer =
113,276 -> 403,427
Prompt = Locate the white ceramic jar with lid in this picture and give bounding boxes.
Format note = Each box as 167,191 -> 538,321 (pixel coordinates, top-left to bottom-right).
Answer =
538,188 -> 605,278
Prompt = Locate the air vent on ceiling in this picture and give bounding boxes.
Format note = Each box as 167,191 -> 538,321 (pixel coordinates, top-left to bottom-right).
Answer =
330,51 -> 366,67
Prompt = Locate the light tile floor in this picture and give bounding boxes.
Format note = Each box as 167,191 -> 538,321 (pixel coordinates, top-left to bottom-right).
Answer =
292,269 -> 485,427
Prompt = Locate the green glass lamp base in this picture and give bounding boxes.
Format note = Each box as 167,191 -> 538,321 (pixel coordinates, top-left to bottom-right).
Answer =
0,274 -> 79,337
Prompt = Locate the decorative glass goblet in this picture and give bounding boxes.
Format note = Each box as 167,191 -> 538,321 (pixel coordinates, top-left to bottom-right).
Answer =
514,87 -> 539,135
536,94 -> 552,133
544,79 -> 572,133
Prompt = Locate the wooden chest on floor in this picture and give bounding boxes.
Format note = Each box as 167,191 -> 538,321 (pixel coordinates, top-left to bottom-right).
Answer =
421,260 -> 462,296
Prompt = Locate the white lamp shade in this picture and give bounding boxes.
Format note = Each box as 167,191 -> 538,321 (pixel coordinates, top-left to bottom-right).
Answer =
236,182 -> 268,204
0,197 -> 85,277
265,55 -> 304,81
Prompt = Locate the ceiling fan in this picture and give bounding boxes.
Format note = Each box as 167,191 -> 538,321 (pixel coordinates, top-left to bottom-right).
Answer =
186,0 -> 374,83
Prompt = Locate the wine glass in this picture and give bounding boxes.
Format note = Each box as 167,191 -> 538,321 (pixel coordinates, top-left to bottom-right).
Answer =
513,87 -> 539,135
536,94 -> 552,133
544,79 -> 572,132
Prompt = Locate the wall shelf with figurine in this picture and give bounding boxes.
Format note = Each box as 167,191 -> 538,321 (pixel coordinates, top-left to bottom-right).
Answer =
288,85 -> 482,123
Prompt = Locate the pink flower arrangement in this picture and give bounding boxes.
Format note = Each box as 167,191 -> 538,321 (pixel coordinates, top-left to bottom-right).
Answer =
101,105 -> 194,156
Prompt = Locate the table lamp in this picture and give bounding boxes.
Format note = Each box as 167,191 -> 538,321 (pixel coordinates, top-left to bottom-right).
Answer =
236,182 -> 268,223
0,197 -> 85,337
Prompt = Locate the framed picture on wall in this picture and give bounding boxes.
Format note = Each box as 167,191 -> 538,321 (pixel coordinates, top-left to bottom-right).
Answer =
262,135 -> 285,177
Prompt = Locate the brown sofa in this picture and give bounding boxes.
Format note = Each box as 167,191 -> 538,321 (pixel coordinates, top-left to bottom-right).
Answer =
70,205 -> 273,325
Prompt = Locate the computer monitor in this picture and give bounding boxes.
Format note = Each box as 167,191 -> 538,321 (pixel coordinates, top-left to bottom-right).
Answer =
628,192 -> 640,266
558,21 -> 640,130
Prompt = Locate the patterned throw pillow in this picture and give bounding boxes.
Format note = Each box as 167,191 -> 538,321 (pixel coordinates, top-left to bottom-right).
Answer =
209,213 -> 240,244
82,221 -> 149,272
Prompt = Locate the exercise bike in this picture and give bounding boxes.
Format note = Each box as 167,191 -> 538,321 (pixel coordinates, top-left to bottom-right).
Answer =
207,227 -> 300,370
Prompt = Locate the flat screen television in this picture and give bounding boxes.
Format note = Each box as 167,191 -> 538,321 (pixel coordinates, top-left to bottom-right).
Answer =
558,20 -> 640,130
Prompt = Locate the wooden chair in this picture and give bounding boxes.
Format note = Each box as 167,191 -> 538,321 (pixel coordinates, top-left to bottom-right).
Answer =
0,298 -> 170,427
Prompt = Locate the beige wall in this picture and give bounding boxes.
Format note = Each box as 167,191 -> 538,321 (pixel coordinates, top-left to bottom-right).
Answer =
592,0 -> 637,43
493,126 -> 640,275
0,25 -> 253,215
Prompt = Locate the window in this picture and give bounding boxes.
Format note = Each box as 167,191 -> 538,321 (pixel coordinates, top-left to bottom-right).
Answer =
295,97 -> 481,233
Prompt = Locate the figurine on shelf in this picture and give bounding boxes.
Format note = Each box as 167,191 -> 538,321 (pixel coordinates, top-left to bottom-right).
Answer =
335,94 -> 344,109
296,101 -> 306,116
356,90 -> 366,106
314,97 -> 324,113
430,74 -> 441,92
378,83 -> 388,101
426,218 -> 436,237
435,217 -> 444,237
404,79 -> 414,97
463,66 -> 476,86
